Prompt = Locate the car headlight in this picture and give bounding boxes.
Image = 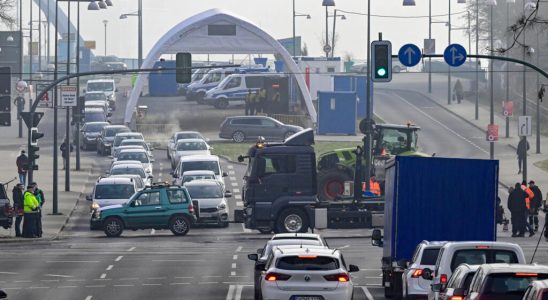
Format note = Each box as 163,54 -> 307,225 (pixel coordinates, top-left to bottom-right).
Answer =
91,202 -> 100,210
217,203 -> 226,210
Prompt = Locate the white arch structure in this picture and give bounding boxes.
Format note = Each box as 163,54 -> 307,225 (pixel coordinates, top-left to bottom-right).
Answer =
124,9 -> 316,124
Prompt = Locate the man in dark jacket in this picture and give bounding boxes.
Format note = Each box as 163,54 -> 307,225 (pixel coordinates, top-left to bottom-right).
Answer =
529,180 -> 543,232
16,150 -> 28,185
32,182 -> 44,237
517,137 -> 530,174
508,182 -> 527,237
11,184 -> 24,237
60,139 -> 73,170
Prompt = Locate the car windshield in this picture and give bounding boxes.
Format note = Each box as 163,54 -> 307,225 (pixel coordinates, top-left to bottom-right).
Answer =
177,141 -> 207,151
183,175 -> 215,183
95,184 -> 134,199
114,135 -> 141,147
176,133 -> 202,140
181,161 -> 219,175
276,256 -> 339,271
87,82 -> 114,92
85,113 -> 106,123
118,152 -> 149,163
105,127 -> 129,138
420,248 -> 441,265
110,167 -> 146,178
450,250 -> 519,271
84,123 -> 106,132
85,93 -> 107,101
482,273 -> 548,297
186,185 -> 223,198
122,140 -> 146,148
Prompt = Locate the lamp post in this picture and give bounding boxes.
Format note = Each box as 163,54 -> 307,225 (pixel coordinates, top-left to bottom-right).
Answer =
488,0 -> 497,160
522,0 -> 535,182
322,0 -> 335,58
330,9 -> 346,58
506,0 -> 515,136
120,0 -> 143,67
103,19 -> 108,56
292,0 -> 311,57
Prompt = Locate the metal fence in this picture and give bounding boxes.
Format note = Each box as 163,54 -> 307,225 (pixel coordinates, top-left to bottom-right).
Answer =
256,113 -> 308,128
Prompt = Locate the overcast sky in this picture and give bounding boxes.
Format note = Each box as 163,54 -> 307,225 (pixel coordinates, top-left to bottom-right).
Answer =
35,0 -> 472,61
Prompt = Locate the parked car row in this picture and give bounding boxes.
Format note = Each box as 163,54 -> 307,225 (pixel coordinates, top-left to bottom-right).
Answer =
248,233 -> 360,300
396,239 -> 548,300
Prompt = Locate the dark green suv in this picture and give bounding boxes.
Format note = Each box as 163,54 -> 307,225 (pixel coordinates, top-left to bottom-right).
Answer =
90,184 -> 196,237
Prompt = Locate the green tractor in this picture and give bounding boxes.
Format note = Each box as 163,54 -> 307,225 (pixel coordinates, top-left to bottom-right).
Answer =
317,123 -> 429,201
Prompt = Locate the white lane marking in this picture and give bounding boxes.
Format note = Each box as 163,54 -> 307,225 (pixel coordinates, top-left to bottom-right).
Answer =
151,229 -> 156,235
106,265 -> 113,271
0,272 -> 17,275
241,224 -> 252,233
236,201 -> 243,207
361,286 -> 375,300
226,285 -> 235,300
231,182 -> 238,187
44,274 -> 73,278
159,173 -> 163,178
114,284 -> 134,287
233,255 -> 238,260
228,170 -> 235,175
85,296 -> 93,300
151,259 -> 205,262
235,285 -> 244,300
148,277 -> 167,280
229,176 -> 237,181
235,195 -> 242,200
85,285 -> 105,288
236,246 -> 242,252
14,280 -> 31,283
143,283 -> 162,286
159,162 -> 163,167
46,261 -> 99,263
127,247 -> 136,252
115,256 -> 123,262
202,276 -> 222,278
231,271 -> 236,276
170,282 -> 191,285
41,280 -> 60,282
100,274 -> 107,279
233,188 -> 240,193
174,276 -> 194,279
199,282 -> 219,284
227,165 -> 234,169
231,263 -> 236,269
58,286 -> 78,288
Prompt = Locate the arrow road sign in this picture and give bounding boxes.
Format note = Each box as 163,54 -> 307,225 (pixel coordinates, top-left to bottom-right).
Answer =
398,44 -> 421,67
444,44 -> 467,67
20,112 -> 44,128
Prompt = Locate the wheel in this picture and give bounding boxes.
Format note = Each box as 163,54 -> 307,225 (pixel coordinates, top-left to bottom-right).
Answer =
232,131 -> 245,143
257,228 -> 272,234
215,99 -> 229,109
103,217 -> 124,237
284,131 -> 295,140
196,92 -> 206,104
169,215 -> 190,236
276,208 -> 309,233
317,169 -> 352,201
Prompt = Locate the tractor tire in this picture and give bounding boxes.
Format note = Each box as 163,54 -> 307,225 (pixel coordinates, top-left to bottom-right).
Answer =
317,169 -> 352,201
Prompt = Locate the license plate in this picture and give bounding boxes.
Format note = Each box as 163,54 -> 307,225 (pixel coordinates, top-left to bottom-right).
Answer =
292,296 -> 323,300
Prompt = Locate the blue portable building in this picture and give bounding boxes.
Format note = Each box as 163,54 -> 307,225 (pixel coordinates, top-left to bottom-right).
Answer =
317,91 -> 357,135
148,60 -> 177,97
333,75 -> 373,118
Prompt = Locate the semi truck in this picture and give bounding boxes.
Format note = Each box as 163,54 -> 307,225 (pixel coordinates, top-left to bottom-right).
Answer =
370,155 -> 499,299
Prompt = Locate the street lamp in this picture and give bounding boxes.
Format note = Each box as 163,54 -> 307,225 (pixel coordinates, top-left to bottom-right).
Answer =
292,0 -> 311,57
488,0 -> 496,160
119,0 -> 143,67
98,0 -> 107,9
105,0 -> 113,6
402,0 -> 416,5
330,9 -> 346,57
103,20 -> 108,56
322,0 -> 335,58
88,1 -> 100,10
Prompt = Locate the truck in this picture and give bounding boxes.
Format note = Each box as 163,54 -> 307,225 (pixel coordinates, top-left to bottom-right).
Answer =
0,181 -> 13,230
370,155 -> 499,299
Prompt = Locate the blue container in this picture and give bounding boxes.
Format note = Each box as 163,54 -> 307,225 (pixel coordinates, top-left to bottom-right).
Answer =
317,91 -> 356,135
274,61 -> 284,73
254,58 -> 268,67
148,60 -> 178,97
333,75 -> 373,118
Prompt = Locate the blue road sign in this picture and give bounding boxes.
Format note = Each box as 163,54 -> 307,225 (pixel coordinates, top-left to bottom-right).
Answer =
398,44 -> 422,67
443,43 -> 467,67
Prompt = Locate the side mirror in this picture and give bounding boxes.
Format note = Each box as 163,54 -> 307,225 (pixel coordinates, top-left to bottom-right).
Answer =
371,229 -> 383,247
86,195 -> 92,201
453,288 -> 466,297
0,289 -> 7,299
397,259 -> 409,268
224,191 -> 232,198
348,264 -> 360,273
247,253 -> 258,261
222,172 -> 228,177
431,283 -> 443,293
237,155 -> 244,163
422,268 -> 434,281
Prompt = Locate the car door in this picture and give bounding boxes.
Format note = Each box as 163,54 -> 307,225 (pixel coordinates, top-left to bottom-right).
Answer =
243,118 -> 262,139
124,190 -> 165,228
259,118 -> 281,140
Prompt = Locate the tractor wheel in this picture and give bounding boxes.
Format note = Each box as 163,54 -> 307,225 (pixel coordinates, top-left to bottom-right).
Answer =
317,169 -> 352,201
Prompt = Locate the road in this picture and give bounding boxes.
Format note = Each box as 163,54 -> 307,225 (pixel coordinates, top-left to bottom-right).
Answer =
2,86 -> 548,299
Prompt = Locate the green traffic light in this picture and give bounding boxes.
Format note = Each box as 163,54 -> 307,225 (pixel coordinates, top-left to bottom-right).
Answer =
376,67 -> 387,77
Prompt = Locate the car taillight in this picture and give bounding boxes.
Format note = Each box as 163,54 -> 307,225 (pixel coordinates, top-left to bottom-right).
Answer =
440,274 -> 448,284
411,269 -> 423,278
324,273 -> 350,282
450,296 -> 464,300
188,203 -> 194,214
265,272 -> 291,281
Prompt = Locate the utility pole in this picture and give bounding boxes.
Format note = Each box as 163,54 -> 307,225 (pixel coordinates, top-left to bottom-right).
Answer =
489,5 -> 495,160
65,0 -> 71,191
103,20 -> 108,56
522,0 -> 528,182
75,0 -> 81,170
475,0 -> 479,120
138,0 -> 143,67
447,0 -> 452,105
364,0 -> 372,192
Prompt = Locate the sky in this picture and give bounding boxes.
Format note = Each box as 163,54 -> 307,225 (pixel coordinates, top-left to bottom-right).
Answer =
27,0 -> 473,61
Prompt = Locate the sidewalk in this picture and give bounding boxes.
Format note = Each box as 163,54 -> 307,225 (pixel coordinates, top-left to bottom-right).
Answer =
0,104 -> 100,241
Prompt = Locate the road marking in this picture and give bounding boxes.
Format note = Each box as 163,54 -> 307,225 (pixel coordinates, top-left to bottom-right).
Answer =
143,283 -> 162,286
85,296 -> 93,300
361,286 -> 375,300
199,282 -> 219,284
47,261 -> 99,263
227,165 -> 234,169
241,224 -> 252,233
231,263 -> 236,268
147,277 -> 166,280
114,284 -> 134,287
44,274 -> 73,278
236,201 -> 243,207
58,286 -> 78,288
100,274 -> 107,279
231,271 -> 236,276
127,247 -> 136,252
28,286 -> 49,289
151,229 -> 156,235
235,285 -> 243,300
233,188 -> 240,193
226,284 -> 235,300
174,276 -> 194,279
235,195 -> 242,200
231,182 -> 238,187
159,173 -> 163,178
236,246 -> 242,252
41,280 -> 60,282
228,170 -> 235,175
229,176 -> 237,181
106,265 -> 113,271
0,272 -> 17,275
85,285 -> 105,288
151,259 -> 205,262
170,282 -> 191,285
119,278 -> 139,281
233,255 -> 238,260
115,256 -> 123,261
14,280 -> 31,283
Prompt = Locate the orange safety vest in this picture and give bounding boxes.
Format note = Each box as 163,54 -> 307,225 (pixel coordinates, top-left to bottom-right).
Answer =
523,186 -> 535,210
362,180 -> 381,196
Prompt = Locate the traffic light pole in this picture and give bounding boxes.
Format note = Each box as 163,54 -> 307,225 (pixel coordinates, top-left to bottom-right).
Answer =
364,0 -> 372,193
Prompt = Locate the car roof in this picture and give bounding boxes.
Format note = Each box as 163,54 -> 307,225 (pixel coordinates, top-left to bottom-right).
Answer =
104,125 -> 128,129
85,108 -> 104,112
179,155 -> 219,162
88,79 -> 114,83
420,241 -> 448,248
84,121 -> 109,126
272,247 -> 340,258
110,174 -> 142,179
182,170 -> 216,175
272,233 -> 322,240
85,91 -> 106,94
115,132 -> 143,137
117,145 -> 144,150
119,148 -> 147,154
227,115 -> 271,120
453,263 -> 481,272
97,177 -> 133,184
479,263 -> 548,274
111,163 -> 144,169
183,180 -> 222,187
176,138 -> 206,144
121,139 -> 145,144
267,239 -> 323,247
442,241 -> 521,249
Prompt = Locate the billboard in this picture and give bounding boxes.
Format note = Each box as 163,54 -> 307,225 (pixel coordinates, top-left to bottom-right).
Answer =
277,36 -> 301,57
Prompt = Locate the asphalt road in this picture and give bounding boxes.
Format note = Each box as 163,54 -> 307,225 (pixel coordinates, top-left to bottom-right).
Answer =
3,87 -> 548,300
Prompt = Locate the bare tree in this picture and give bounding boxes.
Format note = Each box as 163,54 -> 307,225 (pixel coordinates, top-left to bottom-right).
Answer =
0,0 -> 16,27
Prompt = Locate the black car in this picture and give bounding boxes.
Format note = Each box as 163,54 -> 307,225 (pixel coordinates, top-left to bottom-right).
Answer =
96,125 -> 130,156
0,183 -> 12,230
80,122 -> 109,150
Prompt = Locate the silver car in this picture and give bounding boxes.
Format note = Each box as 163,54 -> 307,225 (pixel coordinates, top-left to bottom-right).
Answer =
219,116 -> 303,143
184,180 -> 231,227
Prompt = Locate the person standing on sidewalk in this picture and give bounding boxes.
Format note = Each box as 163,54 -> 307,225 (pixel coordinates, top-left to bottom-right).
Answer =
517,137 -> 530,174
528,180 -> 542,232
508,183 -> 527,237
521,181 -> 535,237
22,185 -> 39,238
453,79 -> 464,104
11,184 -> 24,237
16,150 -> 28,185
32,182 -> 45,238
60,139 -> 73,170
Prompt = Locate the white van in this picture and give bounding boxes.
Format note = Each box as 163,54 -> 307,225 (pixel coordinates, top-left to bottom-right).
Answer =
204,73 -> 283,109
85,79 -> 117,110
173,155 -> 227,187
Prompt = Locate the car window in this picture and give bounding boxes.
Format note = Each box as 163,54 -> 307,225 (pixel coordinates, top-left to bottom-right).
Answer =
177,141 -> 207,151
483,273 -> 548,295
87,82 -> 114,92
176,133 -> 202,140
450,250 -> 519,271
183,175 -> 215,183
182,161 -> 220,175
260,119 -> 276,127
421,248 -> 441,265
224,77 -> 241,89
134,191 -> 161,206
245,76 -> 264,88
411,244 -> 422,264
167,189 -> 188,204
118,152 -> 149,163
85,113 -> 106,123
260,155 -> 296,175
111,167 -> 146,178
85,93 -> 107,100
186,185 -> 223,199
276,256 -> 339,271
462,272 -> 477,290
95,184 -> 134,199
84,123 -> 106,132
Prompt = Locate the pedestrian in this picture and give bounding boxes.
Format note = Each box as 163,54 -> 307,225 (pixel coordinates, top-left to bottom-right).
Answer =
60,139 -> 73,170
22,185 -> 40,238
361,174 -> 381,196
258,88 -> 267,113
32,182 -> 45,238
517,136 -> 530,174
522,181 -> 535,236
453,79 -> 464,104
16,150 -> 28,185
11,184 -> 24,237
528,180 -> 543,232
508,182 -> 527,237
249,90 -> 257,116
245,89 -> 252,116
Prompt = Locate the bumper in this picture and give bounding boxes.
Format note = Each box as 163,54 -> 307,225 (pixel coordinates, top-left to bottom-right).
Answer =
261,284 -> 353,300
406,278 -> 430,297
196,209 -> 228,224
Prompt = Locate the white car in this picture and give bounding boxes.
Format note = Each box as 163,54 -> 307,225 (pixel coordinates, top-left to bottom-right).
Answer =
170,138 -> 211,169
116,148 -> 154,175
184,180 -> 230,227
119,139 -> 154,157
87,177 -> 137,208
261,247 -> 359,300
86,79 -> 117,109
180,170 -> 216,185
111,132 -> 144,156
112,145 -> 147,159
402,241 -> 446,299
84,100 -> 110,114
108,174 -> 146,191
166,131 -> 208,159
173,155 -> 226,187
437,264 -> 479,300
109,163 -> 153,186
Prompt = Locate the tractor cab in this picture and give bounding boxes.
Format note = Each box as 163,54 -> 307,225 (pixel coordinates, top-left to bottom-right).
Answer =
372,123 -> 420,156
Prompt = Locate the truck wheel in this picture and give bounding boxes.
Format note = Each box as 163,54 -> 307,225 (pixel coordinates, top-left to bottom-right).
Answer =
232,131 -> 245,143
169,215 -> 190,236
276,208 -> 309,233
317,170 -> 352,201
104,217 -> 124,237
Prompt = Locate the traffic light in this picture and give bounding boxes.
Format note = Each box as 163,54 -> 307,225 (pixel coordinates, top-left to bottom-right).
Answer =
0,67 -> 10,127
30,127 -> 44,162
371,40 -> 392,82
175,52 -> 192,84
